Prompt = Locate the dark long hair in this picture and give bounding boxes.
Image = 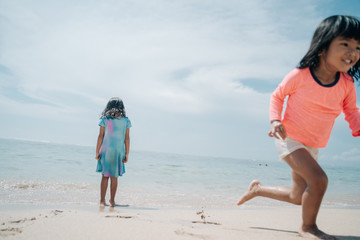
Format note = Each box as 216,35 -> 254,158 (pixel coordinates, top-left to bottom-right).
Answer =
298,15 -> 360,81
101,97 -> 127,119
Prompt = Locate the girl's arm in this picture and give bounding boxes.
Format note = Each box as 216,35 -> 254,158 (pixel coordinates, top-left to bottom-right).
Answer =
269,87 -> 288,140
269,70 -> 297,122
343,83 -> 360,137
268,72 -> 298,139
95,126 -> 105,160
123,128 -> 130,163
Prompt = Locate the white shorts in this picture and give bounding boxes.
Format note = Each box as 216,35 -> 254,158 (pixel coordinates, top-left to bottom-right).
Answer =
275,136 -> 319,161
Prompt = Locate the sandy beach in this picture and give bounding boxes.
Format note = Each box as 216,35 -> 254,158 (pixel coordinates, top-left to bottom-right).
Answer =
1,206 -> 359,240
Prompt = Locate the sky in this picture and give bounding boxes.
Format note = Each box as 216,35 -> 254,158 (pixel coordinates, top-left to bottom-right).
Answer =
0,0 -> 359,162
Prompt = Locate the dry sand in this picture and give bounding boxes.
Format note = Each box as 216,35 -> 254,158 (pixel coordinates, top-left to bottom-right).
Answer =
1,206 -> 359,240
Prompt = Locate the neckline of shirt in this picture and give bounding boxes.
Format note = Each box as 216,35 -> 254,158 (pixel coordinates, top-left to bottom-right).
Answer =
309,67 -> 340,88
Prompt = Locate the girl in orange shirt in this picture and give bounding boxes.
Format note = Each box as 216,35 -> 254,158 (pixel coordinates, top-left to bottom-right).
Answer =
237,15 -> 360,240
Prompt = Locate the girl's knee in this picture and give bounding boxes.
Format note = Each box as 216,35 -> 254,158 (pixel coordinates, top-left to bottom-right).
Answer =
110,176 -> 118,182
317,171 -> 328,185
290,194 -> 302,205
290,187 -> 305,205
311,173 -> 328,193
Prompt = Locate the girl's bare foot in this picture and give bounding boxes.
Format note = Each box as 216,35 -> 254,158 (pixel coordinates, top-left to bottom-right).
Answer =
109,201 -> 115,207
299,225 -> 339,240
237,180 -> 261,206
100,201 -> 107,207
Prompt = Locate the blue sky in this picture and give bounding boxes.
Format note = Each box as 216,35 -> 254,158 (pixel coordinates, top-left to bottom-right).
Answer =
0,0 -> 359,162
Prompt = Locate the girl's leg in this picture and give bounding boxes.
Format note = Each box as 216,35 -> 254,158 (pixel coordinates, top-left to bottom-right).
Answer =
237,164 -> 307,206
109,176 -> 118,207
238,149 -> 336,239
284,149 -> 335,239
100,175 -> 109,205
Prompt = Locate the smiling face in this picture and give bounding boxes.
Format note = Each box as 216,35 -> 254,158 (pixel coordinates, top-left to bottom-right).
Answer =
319,36 -> 360,74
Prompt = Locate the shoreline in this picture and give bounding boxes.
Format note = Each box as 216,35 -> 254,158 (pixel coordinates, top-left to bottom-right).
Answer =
1,198 -> 360,212
1,204 -> 360,240
1,201 -> 360,212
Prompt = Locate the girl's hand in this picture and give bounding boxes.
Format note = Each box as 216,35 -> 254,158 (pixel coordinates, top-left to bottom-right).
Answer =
123,155 -> 128,163
95,154 -> 100,161
268,120 -> 287,140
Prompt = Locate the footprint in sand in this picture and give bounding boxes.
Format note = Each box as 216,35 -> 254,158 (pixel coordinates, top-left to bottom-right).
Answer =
175,229 -> 210,240
51,210 -> 64,216
0,216 -> 37,237
105,215 -> 133,219
0,210 -> 63,237
10,217 -> 36,224
0,227 -> 22,237
193,209 -> 221,225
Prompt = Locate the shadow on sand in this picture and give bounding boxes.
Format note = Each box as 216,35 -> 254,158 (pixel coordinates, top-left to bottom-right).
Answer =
250,227 -> 360,240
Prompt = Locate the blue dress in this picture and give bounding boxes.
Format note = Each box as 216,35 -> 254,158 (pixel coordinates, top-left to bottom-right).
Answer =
96,117 -> 131,177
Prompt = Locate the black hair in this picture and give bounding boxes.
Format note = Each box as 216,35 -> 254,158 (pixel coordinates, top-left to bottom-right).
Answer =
101,97 -> 127,119
298,15 -> 360,81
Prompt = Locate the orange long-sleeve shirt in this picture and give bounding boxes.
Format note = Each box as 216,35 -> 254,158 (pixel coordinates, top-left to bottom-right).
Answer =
270,67 -> 360,148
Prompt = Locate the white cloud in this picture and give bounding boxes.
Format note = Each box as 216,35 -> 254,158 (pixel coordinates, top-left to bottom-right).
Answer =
1,0 -> 358,159
330,148 -> 360,161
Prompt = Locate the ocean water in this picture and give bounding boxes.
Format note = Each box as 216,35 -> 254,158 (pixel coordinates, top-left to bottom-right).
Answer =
0,138 -> 359,209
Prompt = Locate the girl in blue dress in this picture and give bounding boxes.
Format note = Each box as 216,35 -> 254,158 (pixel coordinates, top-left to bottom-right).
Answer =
95,97 -> 131,207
